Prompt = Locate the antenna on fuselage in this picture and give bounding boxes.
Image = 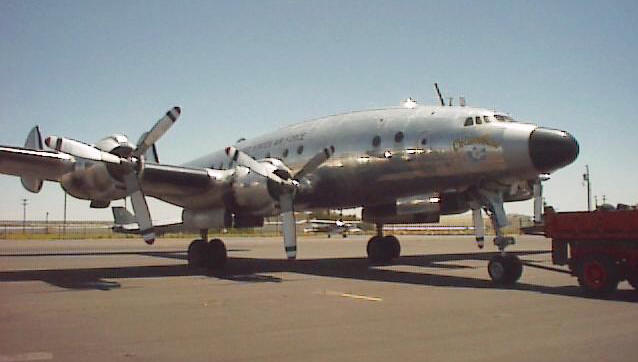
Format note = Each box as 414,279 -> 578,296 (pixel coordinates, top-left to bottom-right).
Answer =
434,83 -> 445,106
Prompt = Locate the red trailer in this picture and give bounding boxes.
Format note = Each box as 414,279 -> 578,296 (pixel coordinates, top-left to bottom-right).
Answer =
544,207 -> 638,296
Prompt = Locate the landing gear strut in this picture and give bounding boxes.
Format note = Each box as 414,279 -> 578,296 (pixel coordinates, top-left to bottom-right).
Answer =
366,223 -> 400,264
187,229 -> 227,270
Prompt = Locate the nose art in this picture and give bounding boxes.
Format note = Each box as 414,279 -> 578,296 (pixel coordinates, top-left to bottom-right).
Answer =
528,128 -> 579,173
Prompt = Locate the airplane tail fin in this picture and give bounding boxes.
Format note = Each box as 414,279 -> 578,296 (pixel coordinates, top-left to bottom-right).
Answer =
21,126 -> 44,193
112,206 -> 137,226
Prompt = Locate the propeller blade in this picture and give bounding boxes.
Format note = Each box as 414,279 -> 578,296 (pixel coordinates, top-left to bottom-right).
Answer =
279,192 -> 297,259
123,172 -> 155,244
133,106 -> 181,158
225,146 -> 287,184
533,179 -> 543,223
293,147 -> 333,180
45,136 -> 122,164
471,207 -> 485,249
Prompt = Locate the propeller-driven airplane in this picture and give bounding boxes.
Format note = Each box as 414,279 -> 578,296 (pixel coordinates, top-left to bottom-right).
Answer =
0,85 -> 579,284
303,218 -> 363,238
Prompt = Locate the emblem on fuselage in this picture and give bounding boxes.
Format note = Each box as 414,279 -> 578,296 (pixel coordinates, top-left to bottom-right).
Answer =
452,135 -> 500,162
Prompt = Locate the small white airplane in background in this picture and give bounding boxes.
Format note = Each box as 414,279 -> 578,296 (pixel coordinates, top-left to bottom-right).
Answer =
303,218 -> 363,238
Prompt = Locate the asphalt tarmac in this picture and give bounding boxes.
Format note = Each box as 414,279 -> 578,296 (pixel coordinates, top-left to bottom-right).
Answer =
1,235 -> 637,362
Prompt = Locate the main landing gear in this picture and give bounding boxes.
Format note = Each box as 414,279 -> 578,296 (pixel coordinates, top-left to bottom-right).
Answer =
367,223 -> 400,264
187,229 -> 227,270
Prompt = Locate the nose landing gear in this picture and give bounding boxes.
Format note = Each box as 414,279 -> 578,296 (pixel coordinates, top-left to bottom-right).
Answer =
472,188 -> 523,285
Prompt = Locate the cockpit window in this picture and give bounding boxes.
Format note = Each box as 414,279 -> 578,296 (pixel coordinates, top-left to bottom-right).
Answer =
464,117 -> 473,126
494,114 -> 515,122
475,116 -> 482,125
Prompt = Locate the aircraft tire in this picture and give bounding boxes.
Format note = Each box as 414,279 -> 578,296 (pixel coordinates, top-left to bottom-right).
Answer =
367,236 -> 393,264
385,235 -> 401,259
206,238 -> 227,269
188,239 -> 209,269
488,254 -> 522,285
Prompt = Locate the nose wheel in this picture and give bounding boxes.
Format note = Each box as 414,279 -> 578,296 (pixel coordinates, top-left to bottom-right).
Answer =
488,254 -> 523,285
187,230 -> 227,270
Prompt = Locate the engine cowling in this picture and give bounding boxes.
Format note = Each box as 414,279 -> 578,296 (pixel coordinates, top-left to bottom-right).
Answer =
59,134 -> 137,201
183,208 -> 232,231
362,192 -> 470,224
231,158 -> 291,216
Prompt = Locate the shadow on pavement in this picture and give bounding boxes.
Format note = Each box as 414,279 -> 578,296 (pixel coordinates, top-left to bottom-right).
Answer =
0,249 -> 636,302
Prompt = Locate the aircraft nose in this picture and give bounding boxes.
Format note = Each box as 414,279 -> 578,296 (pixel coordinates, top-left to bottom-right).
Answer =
528,128 -> 579,173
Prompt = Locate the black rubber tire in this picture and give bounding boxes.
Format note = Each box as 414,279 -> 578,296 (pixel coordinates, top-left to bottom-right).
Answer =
187,239 -> 208,269
342,233 -> 347,238
504,254 -> 523,284
367,236 -> 391,264
488,254 -> 522,285
206,238 -> 227,269
385,235 -> 401,259
577,255 -> 619,297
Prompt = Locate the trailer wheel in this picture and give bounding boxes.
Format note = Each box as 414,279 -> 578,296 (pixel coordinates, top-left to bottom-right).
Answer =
577,255 -> 619,297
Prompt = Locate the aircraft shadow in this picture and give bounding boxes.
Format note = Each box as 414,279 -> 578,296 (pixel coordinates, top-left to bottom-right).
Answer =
0,250 -> 636,302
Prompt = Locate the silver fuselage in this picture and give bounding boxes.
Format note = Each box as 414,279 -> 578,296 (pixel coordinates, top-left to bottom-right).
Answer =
178,105 -> 537,215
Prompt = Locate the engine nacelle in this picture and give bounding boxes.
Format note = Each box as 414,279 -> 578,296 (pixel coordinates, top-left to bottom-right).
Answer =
95,134 -> 136,157
363,195 -> 441,224
362,192 -> 470,224
234,214 -> 264,228
183,208 -> 232,231
60,161 -> 127,201
231,158 -> 291,216
59,134 -> 138,201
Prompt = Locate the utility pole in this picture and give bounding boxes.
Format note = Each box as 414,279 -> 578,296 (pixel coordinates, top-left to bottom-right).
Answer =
583,165 -> 592,211
21,198 -> 28,233
63,192 -> 67,236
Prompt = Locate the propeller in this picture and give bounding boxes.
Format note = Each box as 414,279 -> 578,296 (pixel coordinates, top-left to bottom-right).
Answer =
225,145 -> 333,259
45,106 -> 181,244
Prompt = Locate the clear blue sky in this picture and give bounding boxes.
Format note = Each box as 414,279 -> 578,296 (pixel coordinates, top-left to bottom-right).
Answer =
1,0 -> 637,221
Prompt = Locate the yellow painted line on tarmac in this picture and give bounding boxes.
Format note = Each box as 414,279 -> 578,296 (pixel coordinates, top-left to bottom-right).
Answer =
340,293 -> 383,302
0,352 -> 53,362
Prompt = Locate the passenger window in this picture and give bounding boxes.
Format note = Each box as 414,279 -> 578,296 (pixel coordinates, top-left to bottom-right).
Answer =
475,116 -> 482,125
464,117 -> 473,126
483,115 -> 490,123
297,145 -> 304,155
394,131 -> 404,143
282,149 -> 288,158
372,135 -> 381,147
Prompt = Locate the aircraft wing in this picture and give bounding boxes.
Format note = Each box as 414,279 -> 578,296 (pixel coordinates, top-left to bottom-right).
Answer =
140,163 -> 234,209
0,145 -> 75,181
